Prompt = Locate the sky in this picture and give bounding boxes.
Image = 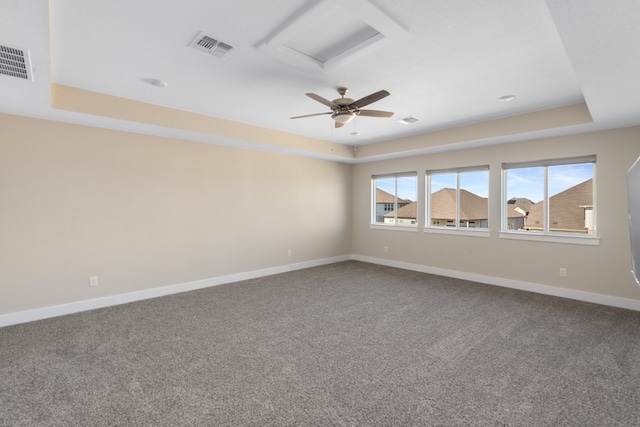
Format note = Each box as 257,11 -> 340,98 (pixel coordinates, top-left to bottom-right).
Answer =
431,171 -> 489,198
375,176 -> 417,201
505,163 -> 593,203
376,163 -> 593,203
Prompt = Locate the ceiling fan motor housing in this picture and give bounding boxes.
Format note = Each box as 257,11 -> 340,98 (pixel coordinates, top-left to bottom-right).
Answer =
291,87 -> 392,125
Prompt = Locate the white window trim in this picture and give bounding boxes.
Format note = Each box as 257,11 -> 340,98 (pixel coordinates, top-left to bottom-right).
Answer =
499,231 -> 600,245
425,165 -> 489,232
424,227 -> 491,238
370,224 -> 419,232
371,172 -> 418,229
501,155 -> 598,241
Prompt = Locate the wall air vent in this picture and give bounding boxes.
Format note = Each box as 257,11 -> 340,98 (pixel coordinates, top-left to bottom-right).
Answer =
0,44 -> 33,80
189,32 -> 234,58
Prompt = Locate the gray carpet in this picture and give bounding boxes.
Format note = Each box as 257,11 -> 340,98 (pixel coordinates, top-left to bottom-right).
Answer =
1,261 -> 640,426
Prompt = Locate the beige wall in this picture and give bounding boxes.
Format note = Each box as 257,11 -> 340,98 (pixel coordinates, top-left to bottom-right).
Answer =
0,114 -> 352,315
2,111 -> 640,317
352,127 -> 640,301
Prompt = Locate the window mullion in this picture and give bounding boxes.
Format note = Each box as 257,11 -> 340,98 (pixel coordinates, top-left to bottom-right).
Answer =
456,173 -> 460,229
371,179 -> 375,224
425,174 -> 431,227
543,166 -> 549,233
394,177 -> 398,224
501,170 -> 507,231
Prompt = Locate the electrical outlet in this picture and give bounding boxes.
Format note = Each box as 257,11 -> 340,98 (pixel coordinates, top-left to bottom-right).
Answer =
89,276 -> 99,287
287,249 -> 292,257
559,268 -> 567,278
384,246 -> 388,253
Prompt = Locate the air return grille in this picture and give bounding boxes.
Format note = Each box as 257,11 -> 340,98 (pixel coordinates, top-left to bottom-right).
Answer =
189,32 -> 233,58
0,44 -> 33,80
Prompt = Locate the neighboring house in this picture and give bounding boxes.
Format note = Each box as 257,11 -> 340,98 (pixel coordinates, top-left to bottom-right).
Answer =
375,188 -> 411,223
505,197 -> 535,230
429,188 -> 488,228
381,182 -> 592,231
525,179 -> 593,234
384,201 -> 417,225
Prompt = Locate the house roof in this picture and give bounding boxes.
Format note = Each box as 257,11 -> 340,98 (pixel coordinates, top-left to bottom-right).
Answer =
506,198 -> 535,218
376,188 -> 411,205
384,201 -> 416,219
1,1 -> 640,163
429,188 -> 488,221
526,179 -> 593,231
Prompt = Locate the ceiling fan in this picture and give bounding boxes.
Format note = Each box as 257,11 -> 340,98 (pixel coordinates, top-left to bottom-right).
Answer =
290,87 -> 393,128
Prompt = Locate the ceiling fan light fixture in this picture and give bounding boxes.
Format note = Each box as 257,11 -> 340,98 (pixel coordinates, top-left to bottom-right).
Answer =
331,111 -> 356,123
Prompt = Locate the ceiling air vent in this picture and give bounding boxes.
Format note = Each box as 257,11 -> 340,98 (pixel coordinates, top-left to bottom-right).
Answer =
0,43 -> 33,80
189,31 -> 234,58
397,116 -> 421,125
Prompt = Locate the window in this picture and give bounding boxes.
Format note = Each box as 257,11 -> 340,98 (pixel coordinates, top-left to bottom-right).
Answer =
426,166 -> 489,230
372,173 -> 417,226
502,156 -> 596,236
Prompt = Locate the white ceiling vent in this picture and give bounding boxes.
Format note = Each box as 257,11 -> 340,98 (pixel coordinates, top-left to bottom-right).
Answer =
189,32 -> 234,58
0,44 -> 33,80
397,116 -> 421,125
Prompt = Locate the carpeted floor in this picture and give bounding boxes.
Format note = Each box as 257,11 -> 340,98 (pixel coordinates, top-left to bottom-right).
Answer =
1,261 -> 640,426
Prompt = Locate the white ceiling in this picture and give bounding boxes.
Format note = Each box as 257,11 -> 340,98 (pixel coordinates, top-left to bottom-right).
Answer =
1,0 -> 639,162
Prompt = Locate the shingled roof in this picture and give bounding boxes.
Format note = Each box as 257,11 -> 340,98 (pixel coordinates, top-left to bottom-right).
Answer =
380,182 -> 591,229
429,188 -> 488,220
376,188 -> 412,204
506,197 -> 535,218
384,201 -> 417,219
525,179 -> 592,232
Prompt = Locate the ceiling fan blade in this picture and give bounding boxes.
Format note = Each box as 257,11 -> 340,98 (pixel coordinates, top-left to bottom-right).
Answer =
351,90 -> 390,109
357,109 -> 394,118
335,121 -> 345,129
290,112 -> 332,119
306,93 -> 338,108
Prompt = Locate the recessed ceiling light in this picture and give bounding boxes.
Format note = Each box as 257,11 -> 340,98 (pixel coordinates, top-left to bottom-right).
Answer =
397,116 -> 420,125
143,78 -> 168,88
498,94 -> 516,102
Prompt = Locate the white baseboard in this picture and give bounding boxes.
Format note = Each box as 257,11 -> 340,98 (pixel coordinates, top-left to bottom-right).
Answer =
0,255 -> 351,328
352,255 -> 640,312
3,253 -> 639,328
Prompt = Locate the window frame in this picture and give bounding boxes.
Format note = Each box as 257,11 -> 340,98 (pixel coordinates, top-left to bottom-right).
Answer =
500,155 -> 599,245
371,172 -> 418,229
425,165 -> 490,236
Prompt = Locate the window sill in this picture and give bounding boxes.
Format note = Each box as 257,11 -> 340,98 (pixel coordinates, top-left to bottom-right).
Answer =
499,231 -> 600,246
370,224 -> 418,232
424,228 -> 491,238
